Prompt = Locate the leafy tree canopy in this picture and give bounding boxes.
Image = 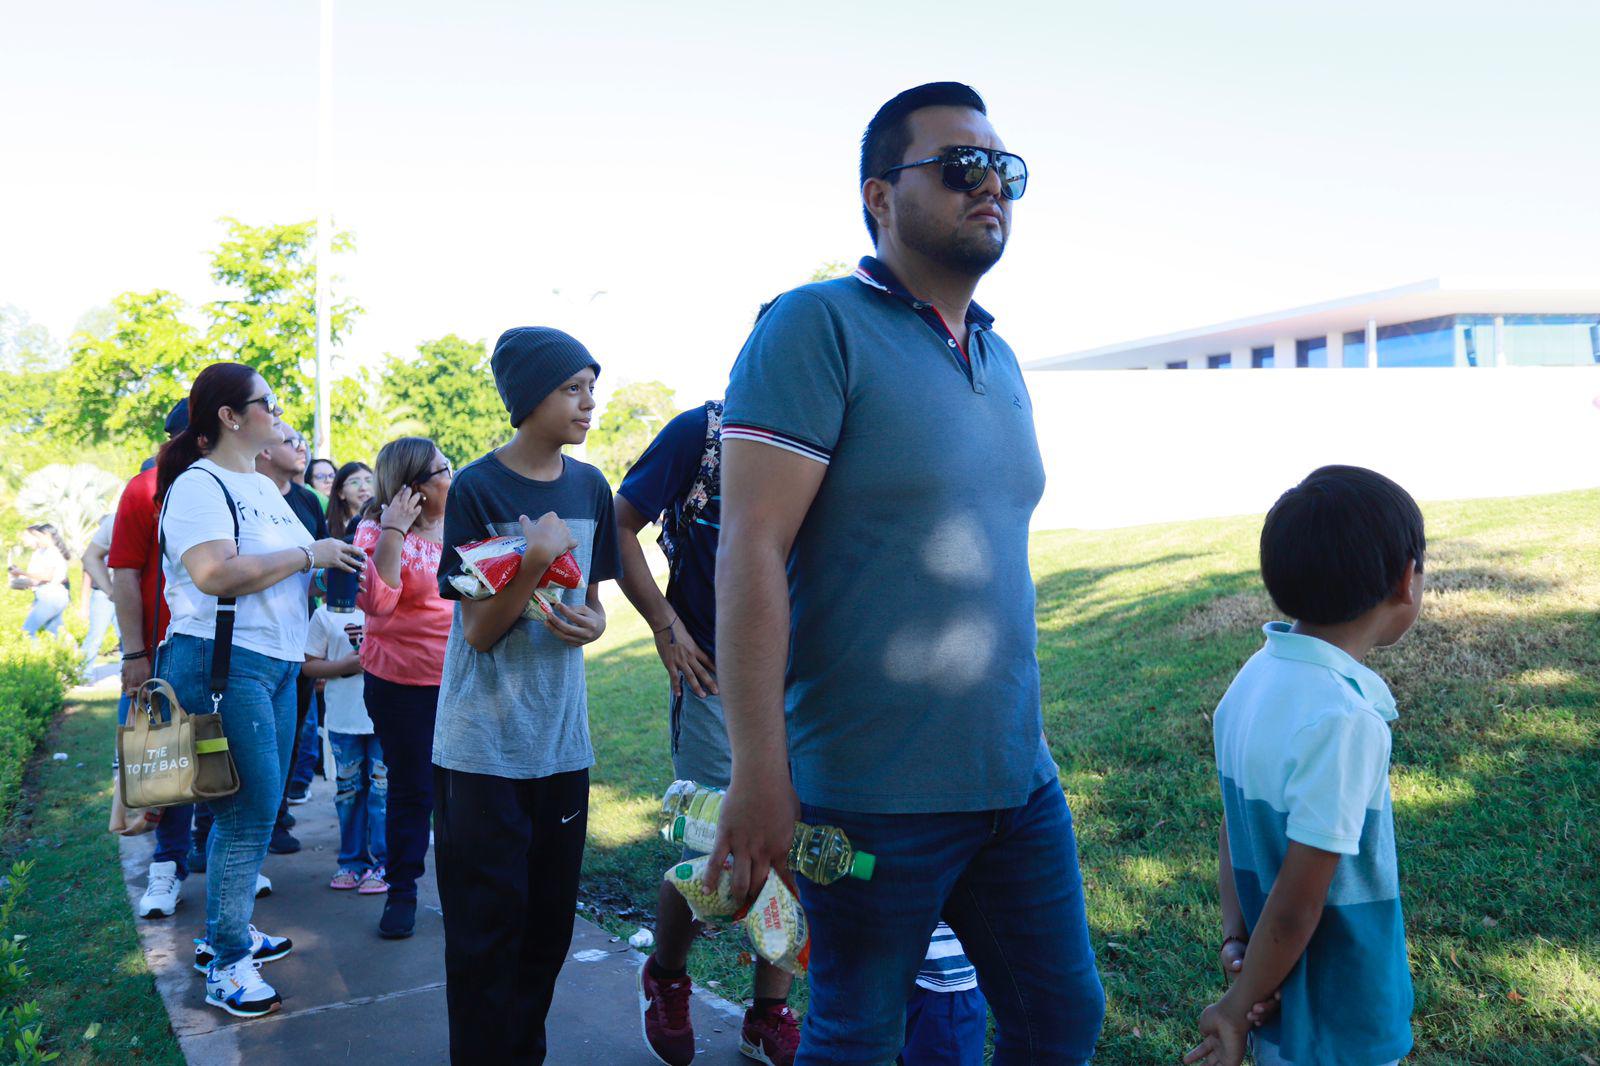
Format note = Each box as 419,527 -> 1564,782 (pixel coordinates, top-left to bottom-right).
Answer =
587,380 -> 679,485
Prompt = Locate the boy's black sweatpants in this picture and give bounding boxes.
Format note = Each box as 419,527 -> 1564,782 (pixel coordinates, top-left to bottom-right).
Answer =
434,764 -> 589,1065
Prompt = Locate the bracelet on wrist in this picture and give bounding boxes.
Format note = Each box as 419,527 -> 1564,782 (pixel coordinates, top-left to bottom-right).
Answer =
121,650 -> 149,662
381,525 -> 408,537
299,545 -> 315,573
652,615 -> 678,634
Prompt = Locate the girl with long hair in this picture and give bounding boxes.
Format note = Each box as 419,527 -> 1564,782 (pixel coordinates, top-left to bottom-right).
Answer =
350,436 -> 454,939
326,461 -> 375,539
154,362 -> 366,1019
10,523 -> 72,638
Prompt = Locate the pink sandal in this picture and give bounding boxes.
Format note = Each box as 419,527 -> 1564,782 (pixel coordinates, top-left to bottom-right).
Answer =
329,869 -> 361,890
357,867 -> 389,895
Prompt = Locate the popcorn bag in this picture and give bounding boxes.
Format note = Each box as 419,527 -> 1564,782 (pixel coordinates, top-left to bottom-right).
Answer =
450,535 -> 582,620
665,855 -> 811,976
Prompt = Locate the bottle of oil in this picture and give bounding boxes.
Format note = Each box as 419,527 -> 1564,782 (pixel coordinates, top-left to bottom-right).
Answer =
661,780 -> 875,883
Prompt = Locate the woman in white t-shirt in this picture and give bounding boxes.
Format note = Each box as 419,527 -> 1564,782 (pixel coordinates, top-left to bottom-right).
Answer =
10,524 -> 72,638
153,362 -> 365,1020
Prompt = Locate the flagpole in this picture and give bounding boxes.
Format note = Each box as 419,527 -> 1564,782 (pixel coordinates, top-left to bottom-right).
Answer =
313,0 -> 334,460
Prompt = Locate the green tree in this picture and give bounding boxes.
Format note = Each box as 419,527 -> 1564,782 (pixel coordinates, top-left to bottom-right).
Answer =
587,380 -> 678,484
379,335 -> 508,465
328,368 -> 427,466
51,290 -> 204,452
808,260 -> 850,283
206,217 -> 360,421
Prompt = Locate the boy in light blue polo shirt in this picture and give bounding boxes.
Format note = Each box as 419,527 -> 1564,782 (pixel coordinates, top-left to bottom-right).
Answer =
1188,466 -> 1422,1066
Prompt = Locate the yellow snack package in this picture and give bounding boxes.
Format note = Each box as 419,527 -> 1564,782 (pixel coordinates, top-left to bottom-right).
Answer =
663,856 -> 811,976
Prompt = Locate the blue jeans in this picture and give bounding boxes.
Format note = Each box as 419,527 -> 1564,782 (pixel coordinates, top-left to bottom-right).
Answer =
288,688 -> 321,791
157,634 -> 298,969
795,781 -> 1105,1066
22,584 -> 69,638
81,588 -> 119,671
330,731 -> 387,871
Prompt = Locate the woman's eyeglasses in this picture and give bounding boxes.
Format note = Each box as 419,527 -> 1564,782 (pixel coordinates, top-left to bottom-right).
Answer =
243,393 -> 283,416
880,145 -> 1028,201
413,462 -> 453,486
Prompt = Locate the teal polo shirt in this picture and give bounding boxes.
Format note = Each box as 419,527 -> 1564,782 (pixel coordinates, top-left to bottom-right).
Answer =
1213,622 -> 1414,1065
722,257 -> 1056,814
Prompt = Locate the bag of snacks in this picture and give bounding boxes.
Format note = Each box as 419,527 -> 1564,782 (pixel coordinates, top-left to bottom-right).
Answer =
452,536 -> 582,620
665,855 -> 811,976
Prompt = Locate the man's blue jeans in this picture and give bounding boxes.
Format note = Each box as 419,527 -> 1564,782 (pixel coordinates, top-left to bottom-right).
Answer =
288,689 -> 322,792
157,634 -> 298,969
795,781 -> 1105,1065
329,731 -> 387,871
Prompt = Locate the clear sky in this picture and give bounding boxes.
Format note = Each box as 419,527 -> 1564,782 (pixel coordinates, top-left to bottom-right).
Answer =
3,0 -> 1597,411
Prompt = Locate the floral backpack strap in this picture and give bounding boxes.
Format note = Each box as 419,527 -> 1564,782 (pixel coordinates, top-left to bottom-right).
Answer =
658,401 -> 723,578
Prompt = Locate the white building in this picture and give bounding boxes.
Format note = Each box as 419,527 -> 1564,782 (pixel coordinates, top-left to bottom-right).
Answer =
1028,278 -> 1600,372
1019,280 -> 1600,530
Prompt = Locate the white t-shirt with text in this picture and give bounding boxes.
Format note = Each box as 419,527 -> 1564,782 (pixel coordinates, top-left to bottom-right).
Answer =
305,605 -> 371,734
160,459 -> 314,663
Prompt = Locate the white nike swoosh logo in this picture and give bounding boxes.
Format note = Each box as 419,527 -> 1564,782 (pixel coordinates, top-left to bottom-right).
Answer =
561,811 -> 581,824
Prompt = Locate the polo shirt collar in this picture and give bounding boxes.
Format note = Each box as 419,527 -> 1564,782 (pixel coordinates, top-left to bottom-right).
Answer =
1262,622 -> 1398,720
853,256 -> 995,329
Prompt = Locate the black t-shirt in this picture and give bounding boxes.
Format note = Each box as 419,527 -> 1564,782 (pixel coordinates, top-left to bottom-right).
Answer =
283,482 -> 329,541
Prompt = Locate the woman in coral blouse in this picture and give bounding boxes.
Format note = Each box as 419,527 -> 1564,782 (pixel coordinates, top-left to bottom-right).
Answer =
354,436 -> 455,941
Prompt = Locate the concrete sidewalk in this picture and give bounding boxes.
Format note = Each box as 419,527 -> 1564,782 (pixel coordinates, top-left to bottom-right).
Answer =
119,775 -> 751,1064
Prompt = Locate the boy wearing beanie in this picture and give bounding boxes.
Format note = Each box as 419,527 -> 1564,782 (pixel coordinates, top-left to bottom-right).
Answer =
431,327 -> 622,1063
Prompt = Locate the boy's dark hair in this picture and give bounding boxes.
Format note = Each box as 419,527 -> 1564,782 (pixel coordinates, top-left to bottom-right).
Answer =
860,82 -> 986,243
1260,465 -> 1425,625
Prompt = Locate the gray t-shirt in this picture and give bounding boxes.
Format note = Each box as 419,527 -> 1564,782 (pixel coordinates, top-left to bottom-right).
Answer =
722,261 -> 1056,814
432,452 -> 621,780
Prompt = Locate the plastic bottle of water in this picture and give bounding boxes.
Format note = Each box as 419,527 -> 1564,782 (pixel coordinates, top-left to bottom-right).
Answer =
660,780 -> 875,883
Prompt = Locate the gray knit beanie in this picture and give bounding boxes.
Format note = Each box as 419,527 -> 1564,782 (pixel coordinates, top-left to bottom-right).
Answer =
490,327 -> 601,428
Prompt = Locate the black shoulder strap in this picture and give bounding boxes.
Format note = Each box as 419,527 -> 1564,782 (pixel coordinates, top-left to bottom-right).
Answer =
159,466 -> 241,710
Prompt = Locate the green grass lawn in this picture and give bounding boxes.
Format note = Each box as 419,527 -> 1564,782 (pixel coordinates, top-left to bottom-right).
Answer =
2,686 -> 183,1064
582,489 -> 1600,1064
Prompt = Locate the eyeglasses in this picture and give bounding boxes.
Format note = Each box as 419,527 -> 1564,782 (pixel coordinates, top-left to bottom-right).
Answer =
880,145 -> 1028,201
243,393 -> 283,417
414,461 -> 453,485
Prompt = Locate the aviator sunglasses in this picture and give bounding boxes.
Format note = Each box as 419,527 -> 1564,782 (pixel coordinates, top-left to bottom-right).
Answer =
880,145 -> 1029,201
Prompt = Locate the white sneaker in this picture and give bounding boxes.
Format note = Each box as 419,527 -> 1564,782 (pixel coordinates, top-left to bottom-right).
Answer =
255,873 -> 272,898
193,924 -> 293,972
137,861 -> 181,918
204,957 -> 282,1018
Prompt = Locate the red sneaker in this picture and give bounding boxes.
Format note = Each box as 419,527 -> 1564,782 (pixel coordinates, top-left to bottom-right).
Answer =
638,959 -> 695,1065
739,1003 -> 800,1066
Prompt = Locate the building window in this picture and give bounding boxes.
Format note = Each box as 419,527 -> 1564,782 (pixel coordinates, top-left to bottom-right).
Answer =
1498,314 -> 1600,366
1373,316 -> 1456,368
1295,338 -> 1328,368
1343,330 -> 1369,367
1251,346 -> 1275,369
1165,360 -> 1187,369
1206,354 -> 1231,369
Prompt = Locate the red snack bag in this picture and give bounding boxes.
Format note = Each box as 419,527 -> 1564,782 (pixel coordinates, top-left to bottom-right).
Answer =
457,536 -> 527,594
539,550 -> 581,590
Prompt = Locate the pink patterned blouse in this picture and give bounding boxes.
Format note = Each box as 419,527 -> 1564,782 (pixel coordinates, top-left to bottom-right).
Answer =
352,518 -> 453,687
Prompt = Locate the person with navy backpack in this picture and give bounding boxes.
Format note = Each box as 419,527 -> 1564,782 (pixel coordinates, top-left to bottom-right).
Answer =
154,362 -> 365,1019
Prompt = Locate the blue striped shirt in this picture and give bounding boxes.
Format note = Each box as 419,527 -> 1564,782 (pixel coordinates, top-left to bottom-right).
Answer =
1214,623 -> 1413,1065
915,922 -> 977,993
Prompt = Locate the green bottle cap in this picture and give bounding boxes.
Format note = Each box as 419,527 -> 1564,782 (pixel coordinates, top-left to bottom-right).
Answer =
674,862 -> 695,879
849,850 -> 876,881
669,816 -> 686,842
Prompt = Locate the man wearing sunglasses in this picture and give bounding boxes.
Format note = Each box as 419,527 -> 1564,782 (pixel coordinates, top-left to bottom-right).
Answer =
712,83 -> 1105,1063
